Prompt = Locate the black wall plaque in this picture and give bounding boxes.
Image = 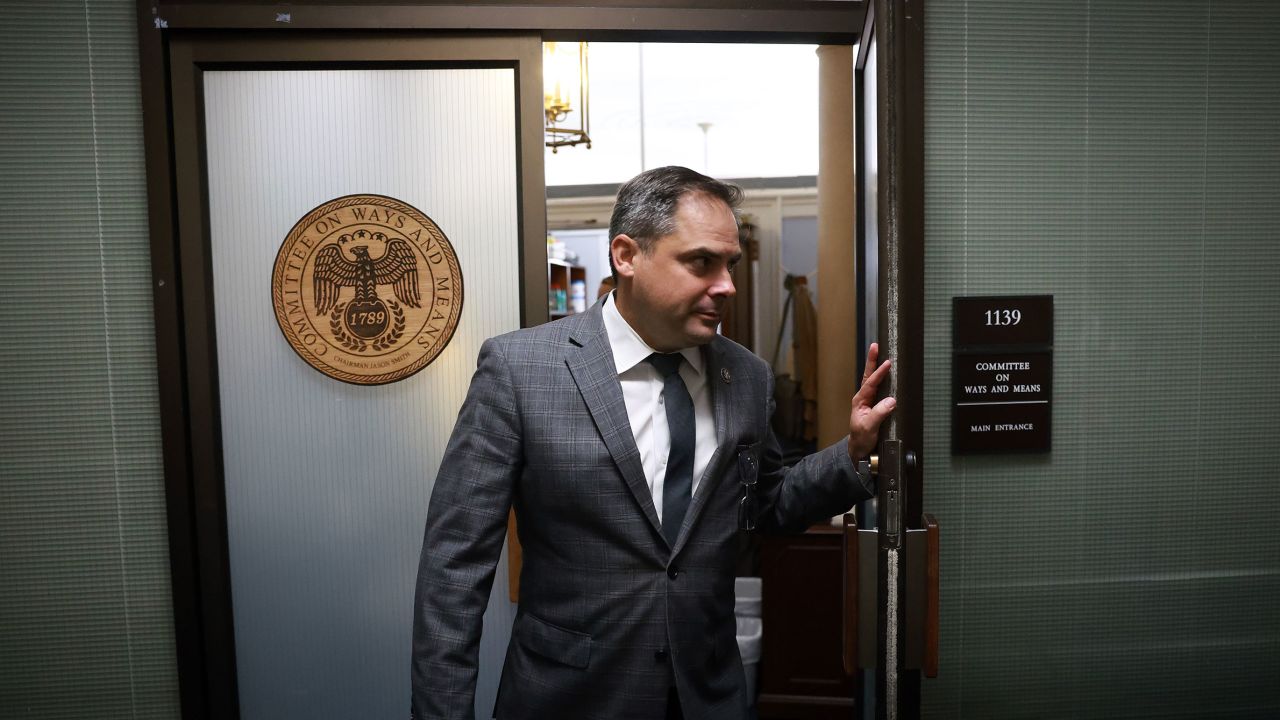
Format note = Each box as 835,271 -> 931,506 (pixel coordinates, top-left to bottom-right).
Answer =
952,296 -> 1053,454
954,295 -> 1053,348
953,351 -> 1052,453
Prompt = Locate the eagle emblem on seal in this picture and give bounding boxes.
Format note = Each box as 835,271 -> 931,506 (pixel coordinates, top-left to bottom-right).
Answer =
313,229 -> 421,351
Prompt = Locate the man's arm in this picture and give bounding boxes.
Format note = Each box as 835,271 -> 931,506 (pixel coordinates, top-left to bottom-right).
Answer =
755,343 -> 894,531
412,338 -> 522,719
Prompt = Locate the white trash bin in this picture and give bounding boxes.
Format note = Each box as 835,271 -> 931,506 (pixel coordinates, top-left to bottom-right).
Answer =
734,576 -> 763,700
734,576 -> 762,618
736,615 -> 763,700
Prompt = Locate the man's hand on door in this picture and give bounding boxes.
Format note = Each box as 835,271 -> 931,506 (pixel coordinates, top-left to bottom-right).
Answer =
848,342 -> 895,460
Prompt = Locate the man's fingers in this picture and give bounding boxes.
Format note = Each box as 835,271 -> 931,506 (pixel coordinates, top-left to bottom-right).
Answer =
850,345 -> 895,443
870,396 -> 897,422
850,395 -> 896,445
862,343 -> 879,383
855,359 -> 892,403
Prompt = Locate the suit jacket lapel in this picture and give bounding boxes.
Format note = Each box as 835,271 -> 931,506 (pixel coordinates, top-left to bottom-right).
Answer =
565,306 -> 665,541
672,338 -> 735,556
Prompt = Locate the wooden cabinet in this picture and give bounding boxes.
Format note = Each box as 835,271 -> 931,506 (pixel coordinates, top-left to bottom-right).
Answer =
548,258 -> 586,318
757,526 -> 858,719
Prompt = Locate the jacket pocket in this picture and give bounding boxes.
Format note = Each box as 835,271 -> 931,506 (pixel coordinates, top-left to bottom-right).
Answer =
515,612 -> 592,669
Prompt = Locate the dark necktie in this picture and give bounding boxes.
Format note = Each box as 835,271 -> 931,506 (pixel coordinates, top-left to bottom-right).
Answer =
647,352 -> 694,546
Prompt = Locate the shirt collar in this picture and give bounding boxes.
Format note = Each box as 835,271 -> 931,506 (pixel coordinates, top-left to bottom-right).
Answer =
602,292 -> 704,377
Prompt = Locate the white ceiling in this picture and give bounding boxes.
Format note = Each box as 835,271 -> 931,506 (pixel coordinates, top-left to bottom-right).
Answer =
544,42 -> 821,186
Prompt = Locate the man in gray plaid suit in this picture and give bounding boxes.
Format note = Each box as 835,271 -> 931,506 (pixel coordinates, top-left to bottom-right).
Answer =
412,166 -> 895,719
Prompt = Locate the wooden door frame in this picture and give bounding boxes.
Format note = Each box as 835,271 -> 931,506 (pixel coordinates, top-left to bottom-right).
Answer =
856,1 -> 926,718
134,2 -> 927,718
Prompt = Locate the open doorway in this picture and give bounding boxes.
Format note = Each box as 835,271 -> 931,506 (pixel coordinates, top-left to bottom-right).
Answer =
540,41 -> 859,719
544,42 -> 822,378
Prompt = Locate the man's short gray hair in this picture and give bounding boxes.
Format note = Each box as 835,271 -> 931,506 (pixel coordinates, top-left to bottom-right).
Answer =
608,166 -> 743,280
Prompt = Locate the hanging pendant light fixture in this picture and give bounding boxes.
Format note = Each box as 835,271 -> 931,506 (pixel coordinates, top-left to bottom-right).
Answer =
544,41 -> 592,152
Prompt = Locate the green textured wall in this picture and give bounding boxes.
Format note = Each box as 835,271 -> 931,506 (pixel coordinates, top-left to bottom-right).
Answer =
4,1 -> 1279,717
0,1 -> 180,717
924,1 -> 1280,718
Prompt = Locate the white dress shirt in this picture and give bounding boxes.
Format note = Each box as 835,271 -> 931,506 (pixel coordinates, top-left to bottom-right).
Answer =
602,293 -> 717,523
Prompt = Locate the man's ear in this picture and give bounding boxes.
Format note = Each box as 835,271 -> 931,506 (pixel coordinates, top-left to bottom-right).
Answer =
610,234 -> 639,279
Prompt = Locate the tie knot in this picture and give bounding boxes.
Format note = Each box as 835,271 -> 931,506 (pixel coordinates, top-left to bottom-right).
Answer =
646,352 -> 683,378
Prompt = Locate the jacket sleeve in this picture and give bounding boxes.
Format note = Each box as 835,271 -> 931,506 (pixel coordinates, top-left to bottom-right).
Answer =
412,338 -> 523,719
754,371 -> 875,533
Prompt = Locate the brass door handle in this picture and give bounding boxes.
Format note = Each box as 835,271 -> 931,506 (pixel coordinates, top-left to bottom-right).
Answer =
858,454 -> 880,478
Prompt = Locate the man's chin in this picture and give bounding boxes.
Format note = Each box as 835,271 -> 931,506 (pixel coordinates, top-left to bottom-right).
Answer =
684,319 -> 720,344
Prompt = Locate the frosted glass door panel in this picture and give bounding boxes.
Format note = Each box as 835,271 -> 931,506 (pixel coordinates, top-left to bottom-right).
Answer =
203,69 -> 520,720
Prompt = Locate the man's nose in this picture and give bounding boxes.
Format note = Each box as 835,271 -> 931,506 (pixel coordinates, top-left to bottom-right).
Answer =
709,267 -> 736,298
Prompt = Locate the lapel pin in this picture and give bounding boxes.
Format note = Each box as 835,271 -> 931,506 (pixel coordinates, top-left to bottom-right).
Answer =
721,368 -> 732,384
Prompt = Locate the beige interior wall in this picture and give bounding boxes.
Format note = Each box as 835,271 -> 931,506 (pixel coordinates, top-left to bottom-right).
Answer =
816,45 -> 858,448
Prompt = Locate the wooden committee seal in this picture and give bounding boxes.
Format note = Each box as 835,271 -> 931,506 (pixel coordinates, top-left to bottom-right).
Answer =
272,194 -> 464,385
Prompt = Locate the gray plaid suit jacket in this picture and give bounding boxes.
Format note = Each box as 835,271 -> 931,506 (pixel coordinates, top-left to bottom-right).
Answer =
412,301 -> 873,720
